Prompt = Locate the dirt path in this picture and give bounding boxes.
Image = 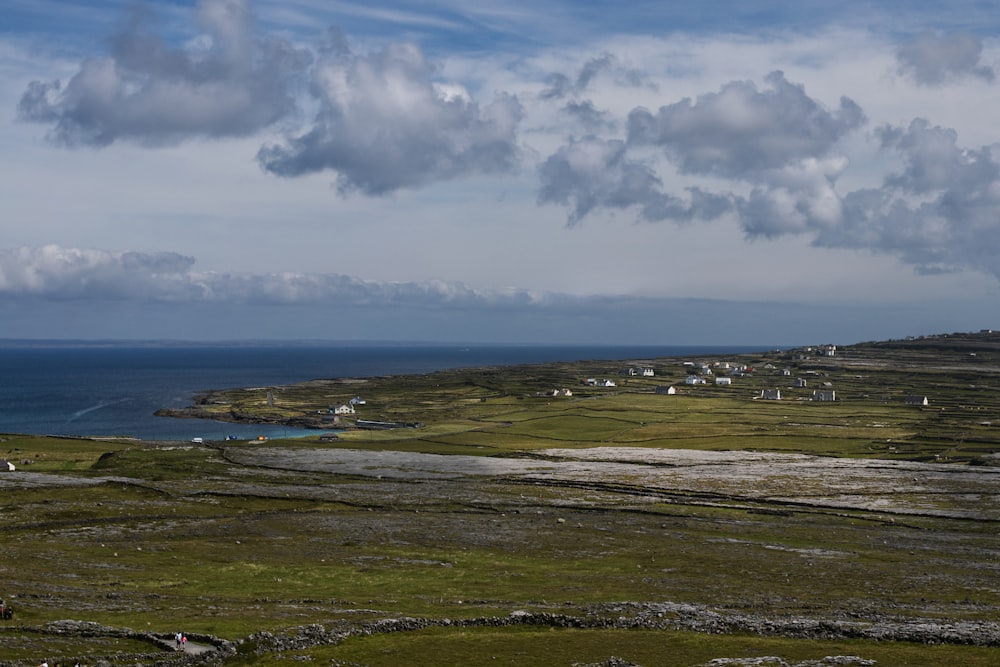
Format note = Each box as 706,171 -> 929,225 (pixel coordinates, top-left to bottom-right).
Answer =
183,640 -> 214,655
172,639 -> 214,655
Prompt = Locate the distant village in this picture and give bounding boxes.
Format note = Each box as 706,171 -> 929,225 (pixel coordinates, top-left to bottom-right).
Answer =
129,329 -> 997,445
530,339 -> 946,409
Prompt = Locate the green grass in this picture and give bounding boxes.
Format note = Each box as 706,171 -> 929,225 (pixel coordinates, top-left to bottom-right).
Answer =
237,626 -> 1000,667
4,334 -> 1000,663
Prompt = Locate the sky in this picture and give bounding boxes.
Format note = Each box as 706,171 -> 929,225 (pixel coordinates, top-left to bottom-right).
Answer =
2,0 -> 1000,345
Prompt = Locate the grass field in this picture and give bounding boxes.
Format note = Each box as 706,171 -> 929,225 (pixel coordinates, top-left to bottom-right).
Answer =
1,333 -> 999,665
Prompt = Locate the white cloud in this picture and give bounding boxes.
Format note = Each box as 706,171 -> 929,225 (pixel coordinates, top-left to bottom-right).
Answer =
17,0 -> 309,146
5,2 -> 1000,343
896,31 -> 995,86
257,40 -> 523,194
0,245 -> 555,308
537,136 -> 731,225
626,71 -> 865,178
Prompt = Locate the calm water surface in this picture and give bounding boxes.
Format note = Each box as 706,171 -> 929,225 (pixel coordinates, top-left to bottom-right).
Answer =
0,343 -> 767,440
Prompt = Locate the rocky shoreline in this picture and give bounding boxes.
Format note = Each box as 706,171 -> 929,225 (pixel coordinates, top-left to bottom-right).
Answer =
152,407 -> 327,430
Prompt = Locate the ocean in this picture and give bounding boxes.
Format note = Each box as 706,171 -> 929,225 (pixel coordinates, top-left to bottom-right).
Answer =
0,342 -> 768,441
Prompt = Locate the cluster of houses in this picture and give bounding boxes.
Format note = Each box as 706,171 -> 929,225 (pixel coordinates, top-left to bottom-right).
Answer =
539,388 -> 574,397
321,396 -> 366,418
539,347 -> 935,408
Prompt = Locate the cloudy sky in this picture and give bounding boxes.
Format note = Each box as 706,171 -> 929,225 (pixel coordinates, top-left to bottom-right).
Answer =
2,0 -> 1000,345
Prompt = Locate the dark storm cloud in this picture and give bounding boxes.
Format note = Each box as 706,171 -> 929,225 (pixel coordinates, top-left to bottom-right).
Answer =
17,0 -> 308,147
256,42 -> 523,195
626,71 -> 865,178
896,32 -> 995,86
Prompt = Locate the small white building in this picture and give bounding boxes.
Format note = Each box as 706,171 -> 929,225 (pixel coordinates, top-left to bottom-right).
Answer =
905,395 -> 929,407
655,385 -> 677,395
760,389 -> 782,400
715,376 -> 732,385
685,375 -> 707,385
332,403 -> 356,415
812,390 -> 836,402
0,460 -> 15,472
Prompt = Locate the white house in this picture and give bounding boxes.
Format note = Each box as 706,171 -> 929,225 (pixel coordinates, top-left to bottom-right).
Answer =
685,375 -> 707,385
794,378 -> 808,388
349,396 -> 366,405
715,377 -> 732,385
760,389 -> 782,400
0,460 -> 14,472
905,395 -> 929,406
333,403 -> 356,415
598,379 -> 617,387
655,386 -> 677,395
812,390 -> 836,402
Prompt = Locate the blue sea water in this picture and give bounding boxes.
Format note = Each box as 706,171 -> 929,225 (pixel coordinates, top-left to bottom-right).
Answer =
0,342 -> 768,440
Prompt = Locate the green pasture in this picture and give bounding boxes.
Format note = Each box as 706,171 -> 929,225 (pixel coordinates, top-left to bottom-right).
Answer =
259,626 -> 1000,667
3,334 -> 1000,663
0,434 -> 134,471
